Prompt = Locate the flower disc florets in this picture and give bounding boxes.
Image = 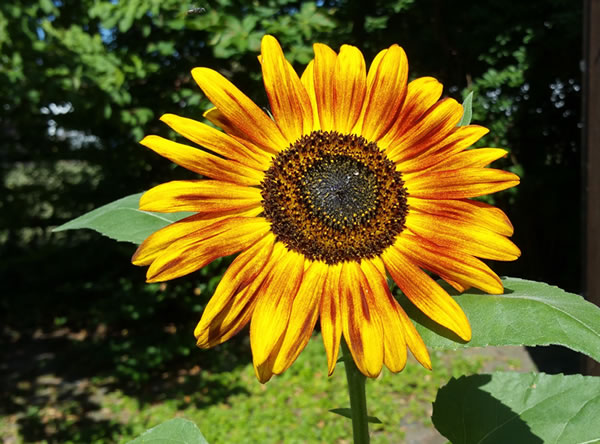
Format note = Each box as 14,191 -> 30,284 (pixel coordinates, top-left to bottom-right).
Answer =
261,130 -> 408,264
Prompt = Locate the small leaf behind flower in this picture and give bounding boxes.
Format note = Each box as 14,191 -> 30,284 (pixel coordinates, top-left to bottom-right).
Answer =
128,417 -> 209,443
53,192 -> 192,244
329,408 -> 382,424
458,91 -> 474,126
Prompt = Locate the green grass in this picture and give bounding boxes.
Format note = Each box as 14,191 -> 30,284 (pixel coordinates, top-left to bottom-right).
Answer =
2,333 -> 527,444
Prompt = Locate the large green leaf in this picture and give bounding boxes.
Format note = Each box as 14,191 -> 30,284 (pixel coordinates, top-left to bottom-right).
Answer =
432,372 -> 600,444
403,278 -> 600,362
53,192 -> 193,244
128,418 -> 208,444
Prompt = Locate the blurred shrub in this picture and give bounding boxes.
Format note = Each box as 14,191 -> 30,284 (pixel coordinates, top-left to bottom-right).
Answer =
0,0 -> 582,384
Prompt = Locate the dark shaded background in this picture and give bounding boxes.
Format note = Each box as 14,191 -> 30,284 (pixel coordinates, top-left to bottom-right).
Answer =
0,0 -> 584,440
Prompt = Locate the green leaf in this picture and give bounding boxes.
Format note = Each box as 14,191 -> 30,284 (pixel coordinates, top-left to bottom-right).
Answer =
404,278 -> 600,362
128,417 -> 209,443
53,193 -> 193,244
432,372 -> 600,444
458,91 -> 473,126
329,408 -> 382,424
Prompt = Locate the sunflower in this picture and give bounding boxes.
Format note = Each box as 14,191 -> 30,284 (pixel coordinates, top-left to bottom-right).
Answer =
132,35 -> 520,383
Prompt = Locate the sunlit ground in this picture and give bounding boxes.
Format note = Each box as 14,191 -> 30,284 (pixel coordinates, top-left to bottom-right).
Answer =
1,330 -> 534,444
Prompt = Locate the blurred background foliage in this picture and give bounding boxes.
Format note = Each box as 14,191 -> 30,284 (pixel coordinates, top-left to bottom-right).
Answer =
1,0 -> 582,441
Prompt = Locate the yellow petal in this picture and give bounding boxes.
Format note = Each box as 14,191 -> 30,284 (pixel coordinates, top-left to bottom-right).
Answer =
405,167 -> 520,199
442,276 -> 470,293
272,260 -> 328,374
159,113 -> 271,170
195,233 -> 276,347
368,255 -> 431,370
426,148 -> 509,172
146,217 -> 270,282
395,302 -> 432,370
397,233 -> 504,294
382,244 -> 472,341
312,43 -> 338,131
254,351 -> 277,384
332,44 -> 366,134
202,107 -> 278,163
191,67 -> 288,152
300,60 -> 321,130
140,135 -> 264,185
139,180 -> 263,214
250,245 -> 305,367
361,259 -> 408,373
385,98 -> 463,161
354,45 -> 408,142
405,212 -> 521,261
202,106 -> 277,161
380,76 -> 443,147
407,196 -> 514,236
260,35 -> 313,142
394,125 -> 489,171
320,263 -> 343,375
236,242 -> 292,384
340,261 -> 384,378
132,207 -> 262,266
203,107 -> 246,140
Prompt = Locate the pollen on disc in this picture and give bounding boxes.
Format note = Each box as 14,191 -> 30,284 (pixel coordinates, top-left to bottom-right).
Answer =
261,130 -> 408,264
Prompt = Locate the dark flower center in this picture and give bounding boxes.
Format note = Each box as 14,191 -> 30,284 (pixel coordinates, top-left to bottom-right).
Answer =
261,130 -> 408,264
303,155 -> 378,229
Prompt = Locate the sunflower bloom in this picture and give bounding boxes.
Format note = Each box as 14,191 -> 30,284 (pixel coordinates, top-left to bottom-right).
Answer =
133,35 -> 520,383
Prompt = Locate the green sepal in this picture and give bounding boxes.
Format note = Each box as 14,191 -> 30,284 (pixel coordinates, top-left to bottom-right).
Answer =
458,91 -> 474,126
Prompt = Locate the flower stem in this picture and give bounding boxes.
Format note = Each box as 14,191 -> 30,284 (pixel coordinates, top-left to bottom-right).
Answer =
341,339 -> 370,444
